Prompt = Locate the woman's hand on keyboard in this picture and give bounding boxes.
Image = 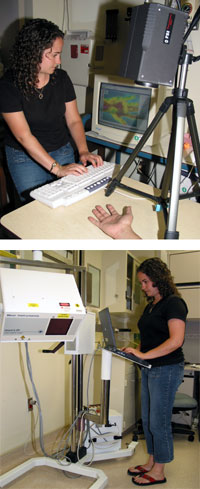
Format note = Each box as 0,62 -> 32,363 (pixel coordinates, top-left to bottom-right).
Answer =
121,346 -> 145,359
55,163 -> 88,178
79,151 -> 104,167
88,204 -> 142,240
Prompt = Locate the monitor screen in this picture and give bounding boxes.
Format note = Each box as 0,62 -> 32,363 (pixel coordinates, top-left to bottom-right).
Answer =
98,83 -> 151,135
91,75 -> 171,147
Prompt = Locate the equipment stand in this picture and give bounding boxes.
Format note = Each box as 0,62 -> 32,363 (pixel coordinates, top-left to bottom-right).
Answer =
0,458 -> 108,489
105,48 -> 200,239
0,348 -> 137,489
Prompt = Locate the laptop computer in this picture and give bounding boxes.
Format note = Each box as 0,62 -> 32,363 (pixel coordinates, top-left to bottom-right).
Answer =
99,307 -> 151,369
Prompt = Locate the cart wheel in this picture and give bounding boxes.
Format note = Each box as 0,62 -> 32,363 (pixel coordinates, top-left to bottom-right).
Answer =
188,434 -> 194,442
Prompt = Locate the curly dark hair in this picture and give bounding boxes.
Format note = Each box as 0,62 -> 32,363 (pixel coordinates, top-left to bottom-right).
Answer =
9,18 -> 64,98
137,257 -> 180,300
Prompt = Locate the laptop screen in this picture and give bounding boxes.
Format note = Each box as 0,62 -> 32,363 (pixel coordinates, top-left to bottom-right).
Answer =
99,307 -> 152,369
99,307 -> 117,348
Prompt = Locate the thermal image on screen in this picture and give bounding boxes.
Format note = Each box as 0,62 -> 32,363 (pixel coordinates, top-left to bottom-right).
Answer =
99,84 -> 151,133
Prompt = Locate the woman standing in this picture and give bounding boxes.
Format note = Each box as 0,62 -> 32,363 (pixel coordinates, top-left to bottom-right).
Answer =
0,18 -> 102,202
123,257 -> 188,486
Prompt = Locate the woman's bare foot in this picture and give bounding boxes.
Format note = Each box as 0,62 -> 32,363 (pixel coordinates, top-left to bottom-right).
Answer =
128,456 -> 154,475
133,462 -> 166,484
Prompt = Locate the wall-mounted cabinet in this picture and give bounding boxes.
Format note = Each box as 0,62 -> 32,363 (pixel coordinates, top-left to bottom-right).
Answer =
177,286 -> 200,320
126,254 -> 141,311
169,251 -> 200,319
101,251 -> 145,319
169,251 -> 200,284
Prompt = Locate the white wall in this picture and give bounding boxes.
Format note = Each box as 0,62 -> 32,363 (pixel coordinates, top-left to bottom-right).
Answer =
186,26 -> 200,132
30,0 -> 66,31
0,341 -> 66,454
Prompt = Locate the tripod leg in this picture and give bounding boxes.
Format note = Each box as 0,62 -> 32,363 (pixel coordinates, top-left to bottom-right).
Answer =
165,100 -> 186,239
187,99 -> 200,177
105,97 -> 172,197
160,105 -> 177,201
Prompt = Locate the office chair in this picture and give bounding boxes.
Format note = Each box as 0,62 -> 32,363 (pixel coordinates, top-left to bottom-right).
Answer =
172,392 -> 198,442
132,392 -> 198,442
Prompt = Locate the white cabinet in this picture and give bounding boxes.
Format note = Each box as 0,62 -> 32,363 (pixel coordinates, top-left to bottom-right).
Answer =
177,286 -> 200,319
169,251 -> 200,283
169,251 -> 200,319
90,352 -> 139,433
109,356 -> 137,433
101,251 -> 144,316
101,251 -> 127,312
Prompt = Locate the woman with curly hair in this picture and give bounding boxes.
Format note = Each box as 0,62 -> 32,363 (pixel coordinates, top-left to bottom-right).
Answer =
0,18 -> 103,202
122,257 -> 188,486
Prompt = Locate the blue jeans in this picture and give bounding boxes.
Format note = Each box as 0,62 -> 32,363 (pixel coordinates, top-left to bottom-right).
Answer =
5,142 -> 75,202
141,362 -> 184,463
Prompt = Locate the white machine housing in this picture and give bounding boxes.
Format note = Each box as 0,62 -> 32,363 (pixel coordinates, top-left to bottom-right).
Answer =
0,268 -> 86,342
64,311 -> 95,354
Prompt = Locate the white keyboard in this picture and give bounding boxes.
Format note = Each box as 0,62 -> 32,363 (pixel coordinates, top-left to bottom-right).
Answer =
30,161 -> 115,208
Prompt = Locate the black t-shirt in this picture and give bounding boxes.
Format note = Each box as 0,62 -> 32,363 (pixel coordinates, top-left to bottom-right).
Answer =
0,69 -> 76,152
137,295 -> 188,367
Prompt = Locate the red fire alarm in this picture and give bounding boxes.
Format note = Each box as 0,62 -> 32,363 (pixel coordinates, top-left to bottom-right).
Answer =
80,44 -> 89,54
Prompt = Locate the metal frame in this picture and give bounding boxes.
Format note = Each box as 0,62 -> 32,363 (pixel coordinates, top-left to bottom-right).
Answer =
0,255 -> 137,489
0,255 -> 108,489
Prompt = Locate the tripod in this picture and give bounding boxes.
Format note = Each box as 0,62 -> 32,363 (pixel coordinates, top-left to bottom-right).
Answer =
105,12 -> 200,239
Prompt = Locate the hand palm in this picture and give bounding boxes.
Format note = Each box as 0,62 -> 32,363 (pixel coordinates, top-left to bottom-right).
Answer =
99,211 -> 132,237
88,204 -> 133,239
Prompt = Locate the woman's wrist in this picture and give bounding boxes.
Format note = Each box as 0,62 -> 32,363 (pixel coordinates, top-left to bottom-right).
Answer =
50,160 -> 61,175
114,226 -> 141,240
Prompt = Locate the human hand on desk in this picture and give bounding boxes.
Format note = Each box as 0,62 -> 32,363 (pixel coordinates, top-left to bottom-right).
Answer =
88,204 -> 142,240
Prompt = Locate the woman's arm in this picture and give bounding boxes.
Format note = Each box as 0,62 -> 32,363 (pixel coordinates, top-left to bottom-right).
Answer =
64,100 -> 103,167
123,318 -> 185,359
2,111 -> 88,177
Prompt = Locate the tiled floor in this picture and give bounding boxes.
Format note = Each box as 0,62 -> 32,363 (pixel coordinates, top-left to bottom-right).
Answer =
1,430 -> 199,489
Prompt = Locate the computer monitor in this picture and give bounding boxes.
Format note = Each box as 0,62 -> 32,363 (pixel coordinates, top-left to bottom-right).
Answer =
91,74 -> 171,148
